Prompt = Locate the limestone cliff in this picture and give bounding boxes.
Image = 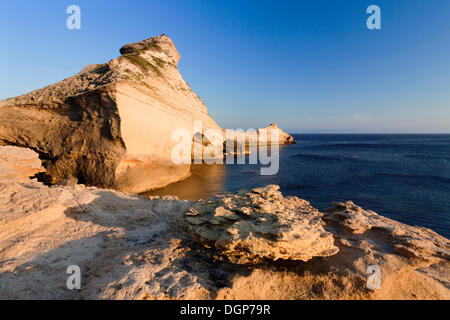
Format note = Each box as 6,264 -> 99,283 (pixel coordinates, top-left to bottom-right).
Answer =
0,35 -> 221,193
257,123 -> 294,144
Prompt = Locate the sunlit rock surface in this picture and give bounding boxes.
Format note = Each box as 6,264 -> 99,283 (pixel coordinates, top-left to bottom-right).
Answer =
0,34 -> 220,193
0,146 -> 44,182
0,169 -> 448,299
184,185 -> 338,263
324,200 -> 450,264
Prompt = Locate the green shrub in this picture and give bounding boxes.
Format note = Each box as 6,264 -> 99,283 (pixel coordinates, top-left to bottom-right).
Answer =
122,53 -> 162,77
141,43 -> 162,52
90,63 -> 109,74
152,57 -> 165,68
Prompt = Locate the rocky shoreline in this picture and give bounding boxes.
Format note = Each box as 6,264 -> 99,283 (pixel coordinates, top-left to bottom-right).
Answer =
0,146 -> 448,299
0,34 -> 448,300
0,35 -> 293,193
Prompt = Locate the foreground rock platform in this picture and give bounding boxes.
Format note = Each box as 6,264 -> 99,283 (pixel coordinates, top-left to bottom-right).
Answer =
0,176 -> 448,299
184,185 -> 338,263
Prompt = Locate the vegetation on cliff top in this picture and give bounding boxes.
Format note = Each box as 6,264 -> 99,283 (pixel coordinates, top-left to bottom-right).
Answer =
90,63 -> 110,74
121,53 -> 162,77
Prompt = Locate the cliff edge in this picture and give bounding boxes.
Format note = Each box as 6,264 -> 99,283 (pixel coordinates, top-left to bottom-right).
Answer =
0,34 -> 221,193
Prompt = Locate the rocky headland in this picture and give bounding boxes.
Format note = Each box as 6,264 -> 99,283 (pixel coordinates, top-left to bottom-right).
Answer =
0,146 -> 448,300
0,34 -> 293,193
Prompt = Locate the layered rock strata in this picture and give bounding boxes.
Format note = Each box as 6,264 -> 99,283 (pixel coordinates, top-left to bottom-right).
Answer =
0,146 -> 44,182
0,35 -> 220,193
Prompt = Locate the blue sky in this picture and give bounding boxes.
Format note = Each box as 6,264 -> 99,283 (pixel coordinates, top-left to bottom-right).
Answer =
1,0 -> 449,132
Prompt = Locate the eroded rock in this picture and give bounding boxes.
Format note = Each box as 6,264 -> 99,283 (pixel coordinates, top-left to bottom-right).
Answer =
183,185 -> 339,263
0,35 -> 295,192
0,180 -> 448,300
0,34 -> 220,193
257,123 -> 295,144
0,146 -> 44,182
324,201 -> 450,263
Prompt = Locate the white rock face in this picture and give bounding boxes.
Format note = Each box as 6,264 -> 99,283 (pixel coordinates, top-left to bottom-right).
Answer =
257,123 -> 294,144
0,34 -> 296,193
0,35 -> 221,193
0,146 -> 44,182
113,35 -> 222,192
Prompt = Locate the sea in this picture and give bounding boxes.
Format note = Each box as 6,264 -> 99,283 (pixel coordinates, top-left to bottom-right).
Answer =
147,134 -> 450,238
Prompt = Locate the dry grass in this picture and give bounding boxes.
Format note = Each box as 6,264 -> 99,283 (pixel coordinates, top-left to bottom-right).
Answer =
122,53 -> 162,77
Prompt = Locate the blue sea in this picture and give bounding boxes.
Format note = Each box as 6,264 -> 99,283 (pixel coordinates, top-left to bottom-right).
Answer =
148,134 -> 450,238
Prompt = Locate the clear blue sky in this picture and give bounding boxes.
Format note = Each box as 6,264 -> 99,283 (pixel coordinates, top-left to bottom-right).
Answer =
1,0 -> 449,132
